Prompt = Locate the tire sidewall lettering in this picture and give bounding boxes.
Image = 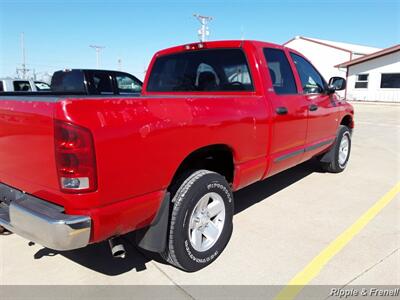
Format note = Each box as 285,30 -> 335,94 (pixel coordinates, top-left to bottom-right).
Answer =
207,182 -> 233,203
184,240 -> 219,264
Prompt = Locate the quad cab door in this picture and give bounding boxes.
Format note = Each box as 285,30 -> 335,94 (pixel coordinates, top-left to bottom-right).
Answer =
289,52 -> 340,160
262,47 -> 309,177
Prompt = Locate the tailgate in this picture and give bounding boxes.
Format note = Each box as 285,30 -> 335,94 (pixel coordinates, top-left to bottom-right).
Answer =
0,97 -> 60,200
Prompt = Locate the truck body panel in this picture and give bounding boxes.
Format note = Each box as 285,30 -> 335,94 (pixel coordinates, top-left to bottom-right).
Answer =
0,40 -> 354,246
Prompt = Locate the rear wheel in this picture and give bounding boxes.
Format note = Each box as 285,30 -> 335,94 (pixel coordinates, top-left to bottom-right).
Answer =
162,170 -> 234,272
321,125 -> 352,173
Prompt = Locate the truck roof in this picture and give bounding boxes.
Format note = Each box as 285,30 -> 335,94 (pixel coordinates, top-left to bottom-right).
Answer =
57,69 -> 137,74
154,40 -> 285,57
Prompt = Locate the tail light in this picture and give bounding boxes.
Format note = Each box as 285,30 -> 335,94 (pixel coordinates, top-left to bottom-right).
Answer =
54,120 -> 97,193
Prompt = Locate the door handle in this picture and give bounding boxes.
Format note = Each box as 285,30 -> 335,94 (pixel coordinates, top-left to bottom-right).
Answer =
276,106 -> 288,115
309,104 -> 318,111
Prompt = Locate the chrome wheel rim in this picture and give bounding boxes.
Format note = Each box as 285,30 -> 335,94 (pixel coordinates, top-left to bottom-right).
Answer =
188,192 -> 226,252
338,134 -> 350,166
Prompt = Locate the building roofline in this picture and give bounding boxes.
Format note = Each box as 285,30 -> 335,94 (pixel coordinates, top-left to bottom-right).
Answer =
335,44 -> 400,68
282,37 -> 297,46
283,36 -> 352,53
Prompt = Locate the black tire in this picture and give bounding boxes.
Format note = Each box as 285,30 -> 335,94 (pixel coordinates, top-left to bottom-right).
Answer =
161,170 -> 234,272
321,125 -> 352,173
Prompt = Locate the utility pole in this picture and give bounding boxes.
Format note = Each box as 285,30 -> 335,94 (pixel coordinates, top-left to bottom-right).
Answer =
117,58 -> 122,71
193,14 -> 213,42
16,32 -> 30,79
89,45 -> 105,68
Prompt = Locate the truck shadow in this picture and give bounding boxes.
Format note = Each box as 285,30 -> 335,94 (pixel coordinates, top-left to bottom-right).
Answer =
33,159 -> 321,275
234,158 -> 321,214
33,233 -> 150,275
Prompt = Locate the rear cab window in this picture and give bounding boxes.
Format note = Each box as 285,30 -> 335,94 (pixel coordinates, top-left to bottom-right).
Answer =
51,70 -> 86,93
147,48 -> 254,92
0,81 -> 3,92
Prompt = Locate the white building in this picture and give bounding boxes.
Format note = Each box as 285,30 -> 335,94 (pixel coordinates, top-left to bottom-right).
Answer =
284,36 -> 381,82
336,45 -> 400,102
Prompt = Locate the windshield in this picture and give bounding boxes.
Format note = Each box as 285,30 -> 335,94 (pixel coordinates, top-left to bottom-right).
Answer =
34,81 -> 51,91
147,48 -> 253,92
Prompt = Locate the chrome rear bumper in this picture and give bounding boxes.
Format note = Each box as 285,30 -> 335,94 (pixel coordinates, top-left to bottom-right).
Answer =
0,183 -> 91,251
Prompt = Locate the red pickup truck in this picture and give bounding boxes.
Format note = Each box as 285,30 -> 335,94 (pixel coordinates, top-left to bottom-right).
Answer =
0,40 -> 354,272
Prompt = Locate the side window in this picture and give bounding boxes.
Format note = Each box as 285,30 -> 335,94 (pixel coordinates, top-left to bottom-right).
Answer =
381,73 -> 400,88
290,53 -> 325,94
355,74 -> 369,88
13,81 -> 32,91
92,72 -> 113,94
263,48 -> 297,95
116,73 -> 142,94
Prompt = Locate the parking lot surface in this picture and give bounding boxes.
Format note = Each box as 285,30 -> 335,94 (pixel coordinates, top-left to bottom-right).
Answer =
1,102 -> 399,293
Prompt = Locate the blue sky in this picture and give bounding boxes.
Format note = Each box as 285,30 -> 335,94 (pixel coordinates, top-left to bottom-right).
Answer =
0,0 -> 399,80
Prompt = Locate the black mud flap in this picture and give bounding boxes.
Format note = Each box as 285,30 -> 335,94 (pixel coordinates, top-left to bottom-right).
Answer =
320,126 -> 353,163
135,192 -> 170,253
319,144 -> 336,163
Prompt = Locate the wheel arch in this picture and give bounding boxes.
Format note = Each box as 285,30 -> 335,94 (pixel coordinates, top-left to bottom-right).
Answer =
136,144 -> 236,254
168,144 -> 236,192
340,114 -> 354,129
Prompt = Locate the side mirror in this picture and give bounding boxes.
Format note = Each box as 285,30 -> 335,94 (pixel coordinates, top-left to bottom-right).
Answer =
327,77 -> 346,93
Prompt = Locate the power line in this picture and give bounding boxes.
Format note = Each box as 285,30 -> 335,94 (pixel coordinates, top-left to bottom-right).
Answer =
193,14 -> 213,42
89,45 -> 105,68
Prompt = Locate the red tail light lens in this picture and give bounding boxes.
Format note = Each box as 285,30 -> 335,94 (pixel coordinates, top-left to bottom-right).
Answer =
54,120 -> 97,193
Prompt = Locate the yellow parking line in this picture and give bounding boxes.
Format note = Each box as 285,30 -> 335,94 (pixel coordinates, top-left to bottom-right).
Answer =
274,181 -> 400,300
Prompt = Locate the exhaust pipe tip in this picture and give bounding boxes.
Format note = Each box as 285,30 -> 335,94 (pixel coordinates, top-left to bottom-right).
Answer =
108,237 -> 126,259
0,225 -> 10,235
